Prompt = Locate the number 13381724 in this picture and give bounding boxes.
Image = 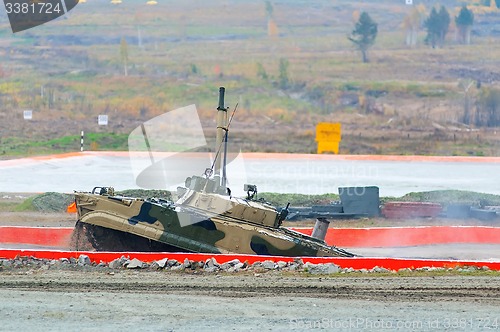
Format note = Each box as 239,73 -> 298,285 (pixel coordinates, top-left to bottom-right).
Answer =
438,317 -> 499,329
5,2 -> 62,14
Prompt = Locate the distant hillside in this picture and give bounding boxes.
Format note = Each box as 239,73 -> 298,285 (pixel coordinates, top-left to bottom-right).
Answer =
1,0 -> 500,157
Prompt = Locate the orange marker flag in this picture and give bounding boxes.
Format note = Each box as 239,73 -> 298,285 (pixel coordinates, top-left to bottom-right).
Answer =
66,202 -> 77,213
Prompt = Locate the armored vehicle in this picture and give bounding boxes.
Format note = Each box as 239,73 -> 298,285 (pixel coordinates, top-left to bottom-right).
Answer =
73,88 -> 354,257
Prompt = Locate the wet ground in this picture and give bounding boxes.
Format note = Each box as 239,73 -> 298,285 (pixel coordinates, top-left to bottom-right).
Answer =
1,152 -> 500,196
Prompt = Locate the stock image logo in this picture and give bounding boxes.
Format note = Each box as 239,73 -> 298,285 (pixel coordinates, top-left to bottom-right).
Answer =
3,0 -> 79,33
128,104 -> 246,193
127,104 -> 247,227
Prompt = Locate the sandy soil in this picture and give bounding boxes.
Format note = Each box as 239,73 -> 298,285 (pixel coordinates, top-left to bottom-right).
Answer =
0,212 -> 76,227
0,271 -> 499,331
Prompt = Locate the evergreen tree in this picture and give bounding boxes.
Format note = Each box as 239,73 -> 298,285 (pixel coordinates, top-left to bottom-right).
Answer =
455,6 -> 474,44
265,0 -> 273,18
438,6 -> 451,44
278,58 -> 289,89
425,6 -> 450,48
425,7 -> 439,48
348,12 -> 378,63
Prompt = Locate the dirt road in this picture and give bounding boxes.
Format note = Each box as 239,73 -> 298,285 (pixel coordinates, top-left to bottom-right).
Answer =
1,270 -> 499,331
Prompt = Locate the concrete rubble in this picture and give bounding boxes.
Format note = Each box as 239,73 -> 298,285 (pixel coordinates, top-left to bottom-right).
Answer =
126,258 -> 145,269
0,256 -> 496,275
77,254 -> 91,266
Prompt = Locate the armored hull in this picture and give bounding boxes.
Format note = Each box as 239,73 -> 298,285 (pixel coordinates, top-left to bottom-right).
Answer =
74,187 -> 354,257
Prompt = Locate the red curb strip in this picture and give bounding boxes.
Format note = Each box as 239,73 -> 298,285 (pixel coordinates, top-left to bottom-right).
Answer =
0,249 -> 499,271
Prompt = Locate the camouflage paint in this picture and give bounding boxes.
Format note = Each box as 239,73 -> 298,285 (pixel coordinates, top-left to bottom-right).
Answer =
250,235 -> 318,256
128,202 -> 157,225
128,201 -> 226,253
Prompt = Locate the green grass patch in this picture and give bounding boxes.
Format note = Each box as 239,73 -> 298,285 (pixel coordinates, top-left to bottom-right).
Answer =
259,192 -> 340,207
13,197 -> 37,212
393,190 -> 500,206
117,189 -> 172,200
20,193 -> 74,212
1,133 -> 130,157
85,133 -> 129,150
380,190 -> 500,206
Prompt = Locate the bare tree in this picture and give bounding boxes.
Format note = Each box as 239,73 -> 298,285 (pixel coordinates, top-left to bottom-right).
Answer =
120,37 -> 129,76
403,5 -> 425,47
455,6 -> 474,45
458,79 -> 474,125
476,88 -> 500,127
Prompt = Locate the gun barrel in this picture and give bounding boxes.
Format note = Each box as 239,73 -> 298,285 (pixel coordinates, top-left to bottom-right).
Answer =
217,87 -> 225,110
214,87 -> 227,180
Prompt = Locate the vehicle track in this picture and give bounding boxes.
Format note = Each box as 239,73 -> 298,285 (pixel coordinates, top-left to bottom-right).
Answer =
1,271 -> 499,303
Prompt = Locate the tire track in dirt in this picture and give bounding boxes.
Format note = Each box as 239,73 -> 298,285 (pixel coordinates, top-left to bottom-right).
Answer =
1,271 -> 499,303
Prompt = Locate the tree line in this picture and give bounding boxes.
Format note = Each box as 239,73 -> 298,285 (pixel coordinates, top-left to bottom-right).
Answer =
349,5 -> 475,62
348,4 -> 500,127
